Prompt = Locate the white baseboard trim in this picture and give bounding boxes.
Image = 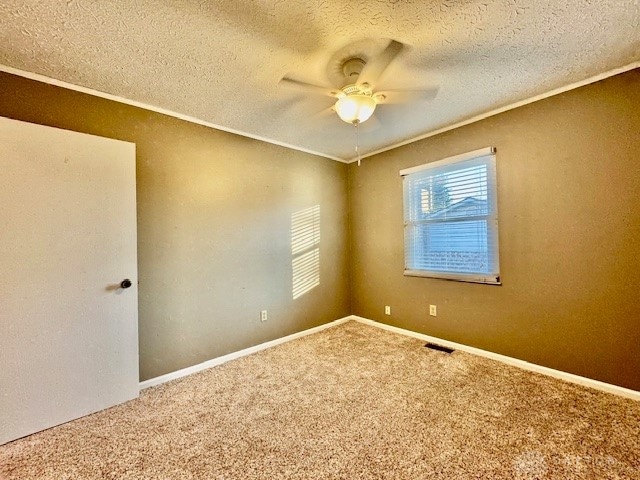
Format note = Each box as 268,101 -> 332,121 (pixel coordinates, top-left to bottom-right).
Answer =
351,315 -> 640,402
139,316 -> 352,390
140,314 -> 639,401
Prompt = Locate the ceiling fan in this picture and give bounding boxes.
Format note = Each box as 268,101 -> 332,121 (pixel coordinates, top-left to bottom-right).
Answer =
279,39 -> 439,127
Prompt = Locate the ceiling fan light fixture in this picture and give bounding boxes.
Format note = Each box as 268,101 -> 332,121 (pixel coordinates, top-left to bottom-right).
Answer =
335,94 -> 376,125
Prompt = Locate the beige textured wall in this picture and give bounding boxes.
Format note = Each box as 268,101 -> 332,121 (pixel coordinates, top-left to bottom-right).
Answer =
0,72 -> 351,381
349,69 -> 640,391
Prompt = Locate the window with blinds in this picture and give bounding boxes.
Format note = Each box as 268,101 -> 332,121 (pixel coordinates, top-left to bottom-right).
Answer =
400,147 -> 500,284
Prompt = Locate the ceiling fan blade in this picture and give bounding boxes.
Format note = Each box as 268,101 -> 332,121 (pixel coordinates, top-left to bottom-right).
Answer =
357,40 -> 404,87
375,87 -> 439,104
312,105 -> 337,120
279,77 -> 342,98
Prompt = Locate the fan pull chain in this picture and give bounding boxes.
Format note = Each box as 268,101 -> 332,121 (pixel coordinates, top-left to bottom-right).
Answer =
355,121 -> 361,166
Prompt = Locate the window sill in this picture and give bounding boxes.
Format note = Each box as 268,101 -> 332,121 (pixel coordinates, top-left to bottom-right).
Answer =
404,269 -> 501,285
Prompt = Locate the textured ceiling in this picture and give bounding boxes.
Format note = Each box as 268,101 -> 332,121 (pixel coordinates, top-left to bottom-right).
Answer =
0,1 -> 639,161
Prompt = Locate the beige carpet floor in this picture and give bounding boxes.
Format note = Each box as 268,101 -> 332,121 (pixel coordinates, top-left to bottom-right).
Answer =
1,321 -> 639,479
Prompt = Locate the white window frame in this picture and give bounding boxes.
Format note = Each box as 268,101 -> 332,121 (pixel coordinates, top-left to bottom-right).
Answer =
400,147 -> 501,285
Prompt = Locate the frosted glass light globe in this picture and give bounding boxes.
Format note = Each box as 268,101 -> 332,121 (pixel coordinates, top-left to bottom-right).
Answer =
335,94 -> 376,124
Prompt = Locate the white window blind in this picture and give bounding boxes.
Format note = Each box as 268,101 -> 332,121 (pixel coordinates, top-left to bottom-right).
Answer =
401,147 -> 500,284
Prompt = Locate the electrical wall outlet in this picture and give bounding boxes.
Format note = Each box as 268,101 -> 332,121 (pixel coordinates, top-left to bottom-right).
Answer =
260,310 -> 268,322
429,305 -> 437,317
385,306 -> 391,315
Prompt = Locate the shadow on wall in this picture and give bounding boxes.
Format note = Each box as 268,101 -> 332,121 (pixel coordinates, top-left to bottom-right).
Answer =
291,205 -> 320,299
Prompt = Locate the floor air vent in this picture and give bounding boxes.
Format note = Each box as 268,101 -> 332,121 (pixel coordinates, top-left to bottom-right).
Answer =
425,343 -> 455,354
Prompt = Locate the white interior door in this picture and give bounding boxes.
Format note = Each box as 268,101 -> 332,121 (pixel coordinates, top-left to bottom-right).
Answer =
0,116 -> 139,445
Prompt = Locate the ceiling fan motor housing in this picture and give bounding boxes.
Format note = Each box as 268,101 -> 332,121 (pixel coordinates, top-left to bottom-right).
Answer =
342,84 -> 372,96
342,57 -> 366,83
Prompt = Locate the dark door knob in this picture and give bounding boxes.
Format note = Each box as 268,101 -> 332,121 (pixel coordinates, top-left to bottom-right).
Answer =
120,279 -> 132,289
